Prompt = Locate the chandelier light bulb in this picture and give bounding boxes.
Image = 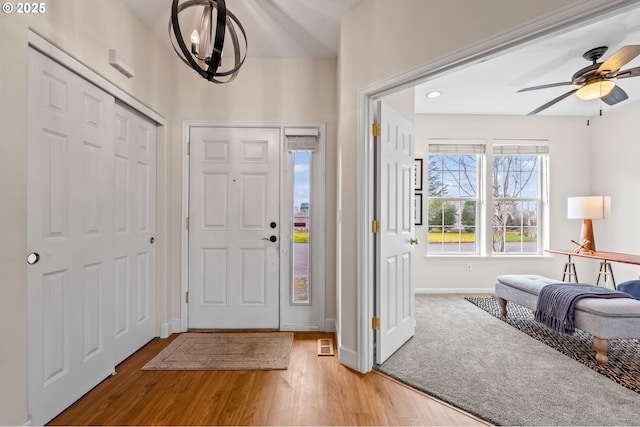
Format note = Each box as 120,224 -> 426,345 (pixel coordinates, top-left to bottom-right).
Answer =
190,30 -> 200,55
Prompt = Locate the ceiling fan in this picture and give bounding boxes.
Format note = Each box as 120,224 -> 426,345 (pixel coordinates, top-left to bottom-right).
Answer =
518,45 -> 640,115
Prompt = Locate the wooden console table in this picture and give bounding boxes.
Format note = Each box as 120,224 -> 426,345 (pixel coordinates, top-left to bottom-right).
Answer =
546,249 -> 640,289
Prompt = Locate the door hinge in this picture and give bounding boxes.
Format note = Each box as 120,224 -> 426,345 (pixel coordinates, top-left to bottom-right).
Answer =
372,317 -> 380,330
186,142 -> 190,155
372,123 -> 381,137
185,291 -> 189,304
371,220 -> 380,233
186,217 -> 190,230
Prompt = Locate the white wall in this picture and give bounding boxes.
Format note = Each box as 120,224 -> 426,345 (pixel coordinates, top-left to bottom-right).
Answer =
412,114 -> 594,292
336,0 -> 582,369
590,100 -> 640,282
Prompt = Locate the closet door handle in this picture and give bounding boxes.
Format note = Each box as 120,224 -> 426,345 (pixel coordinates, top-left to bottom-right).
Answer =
27,252 -> 40,265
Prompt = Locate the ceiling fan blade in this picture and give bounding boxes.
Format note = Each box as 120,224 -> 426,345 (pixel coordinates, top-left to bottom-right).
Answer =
615,66 -> 640,79
601,85 -> 628,106
526,88 -> 579,115
598,45 -> 640,75
517,82 -> 573,92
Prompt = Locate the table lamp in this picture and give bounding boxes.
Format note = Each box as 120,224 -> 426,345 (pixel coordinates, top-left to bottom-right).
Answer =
567,196 -> 610,252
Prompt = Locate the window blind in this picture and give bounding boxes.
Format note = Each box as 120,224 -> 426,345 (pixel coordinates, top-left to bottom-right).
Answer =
285,128 -> 319,151
428,143 -> 485,154
493,142 -> 549,155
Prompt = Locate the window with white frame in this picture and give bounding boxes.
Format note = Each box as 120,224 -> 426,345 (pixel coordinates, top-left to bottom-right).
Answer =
426,142 -> 483,254
286,128 -> 319,305
426,140 -> 548,256
491,142 -> 547,254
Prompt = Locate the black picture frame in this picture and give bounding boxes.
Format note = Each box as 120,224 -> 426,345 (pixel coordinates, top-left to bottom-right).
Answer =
414,193 -> 423,225
414,158 -> 423,191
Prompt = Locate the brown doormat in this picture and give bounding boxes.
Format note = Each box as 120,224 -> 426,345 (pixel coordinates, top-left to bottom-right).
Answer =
142,332 -> 294,371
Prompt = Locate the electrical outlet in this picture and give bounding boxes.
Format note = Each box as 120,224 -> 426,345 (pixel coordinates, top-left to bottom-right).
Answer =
466,263 -> 472,271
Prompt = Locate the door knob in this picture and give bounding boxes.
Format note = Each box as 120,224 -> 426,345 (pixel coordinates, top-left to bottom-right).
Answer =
27,252 -> 40,265
262,235 -> 277,242
410,238 -> 419,245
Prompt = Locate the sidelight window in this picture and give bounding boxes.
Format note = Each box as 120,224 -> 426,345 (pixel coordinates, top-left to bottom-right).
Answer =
292,151 -> 311,304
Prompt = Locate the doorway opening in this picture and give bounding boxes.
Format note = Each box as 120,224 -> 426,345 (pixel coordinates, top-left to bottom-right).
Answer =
356,1 -> 635,373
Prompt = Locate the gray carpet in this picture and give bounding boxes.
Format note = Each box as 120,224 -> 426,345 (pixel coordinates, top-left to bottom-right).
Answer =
375,295 -> 640,426
467,296 -> 640,394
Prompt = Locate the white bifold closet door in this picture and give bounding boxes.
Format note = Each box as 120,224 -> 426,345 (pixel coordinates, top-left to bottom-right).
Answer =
112,102 -> 157,365
27,48 -> 156,426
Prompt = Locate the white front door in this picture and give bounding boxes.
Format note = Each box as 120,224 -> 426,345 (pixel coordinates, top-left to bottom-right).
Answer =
112,102 -> 157,364
375,101 -> 416,364
188,127 -> 280,329
27,49 -> 116,425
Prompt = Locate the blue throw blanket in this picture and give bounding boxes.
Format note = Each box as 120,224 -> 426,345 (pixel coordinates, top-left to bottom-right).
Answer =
535,284 -> 631,335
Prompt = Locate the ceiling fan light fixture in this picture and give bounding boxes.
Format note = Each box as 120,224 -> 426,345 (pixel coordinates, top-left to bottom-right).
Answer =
576,80 -> 615,100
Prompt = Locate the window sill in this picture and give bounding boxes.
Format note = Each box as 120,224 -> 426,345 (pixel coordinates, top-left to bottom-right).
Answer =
424,254 -> 552,260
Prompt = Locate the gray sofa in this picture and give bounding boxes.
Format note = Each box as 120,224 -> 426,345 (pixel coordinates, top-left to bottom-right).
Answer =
494,274 -> 640,365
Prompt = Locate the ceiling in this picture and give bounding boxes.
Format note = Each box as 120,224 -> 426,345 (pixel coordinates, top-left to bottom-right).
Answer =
414,4 -> 640,116
125,0 -> 364,59
125,1 -> 640,117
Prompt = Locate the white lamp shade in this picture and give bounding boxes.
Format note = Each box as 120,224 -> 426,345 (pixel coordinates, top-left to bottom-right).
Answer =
567,196 -> 611,219
576,80 -> 615,100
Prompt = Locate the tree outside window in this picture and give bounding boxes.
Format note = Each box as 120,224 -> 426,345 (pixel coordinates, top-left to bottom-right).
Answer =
426,141 -> 546,255
427,153 -> 479,254
492,153 -> 539,254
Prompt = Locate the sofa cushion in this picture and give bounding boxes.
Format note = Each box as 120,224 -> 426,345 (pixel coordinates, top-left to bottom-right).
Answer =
618,280 -> 640,300
495,274 -> 640,340
496,274 -> 560,296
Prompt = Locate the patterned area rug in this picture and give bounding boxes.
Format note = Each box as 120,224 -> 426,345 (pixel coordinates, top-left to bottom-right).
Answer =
142,332 -> 294,370
466,296 -> 640,394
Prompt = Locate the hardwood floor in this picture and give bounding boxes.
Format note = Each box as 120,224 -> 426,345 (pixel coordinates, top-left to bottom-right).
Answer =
49,332 -> 490,426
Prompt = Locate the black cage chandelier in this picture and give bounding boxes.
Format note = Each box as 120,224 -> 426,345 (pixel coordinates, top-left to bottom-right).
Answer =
169,0 -> 247,83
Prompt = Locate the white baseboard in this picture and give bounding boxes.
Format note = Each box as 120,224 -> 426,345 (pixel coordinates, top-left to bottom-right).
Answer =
160,319 -> 183,338
415,288 -> 494,294
338,345 -> 359,371
281,325 -> 320,331
159,323 -> 170,339
324,318 -> 336,332
335,324 -> 358,371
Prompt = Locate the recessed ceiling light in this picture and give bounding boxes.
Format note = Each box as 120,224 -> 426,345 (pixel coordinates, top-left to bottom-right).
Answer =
426,91 -> 441,98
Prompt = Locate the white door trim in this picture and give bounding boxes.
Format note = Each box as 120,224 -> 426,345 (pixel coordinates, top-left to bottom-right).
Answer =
353,0 -> 638,373
180,121 -> 326,332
